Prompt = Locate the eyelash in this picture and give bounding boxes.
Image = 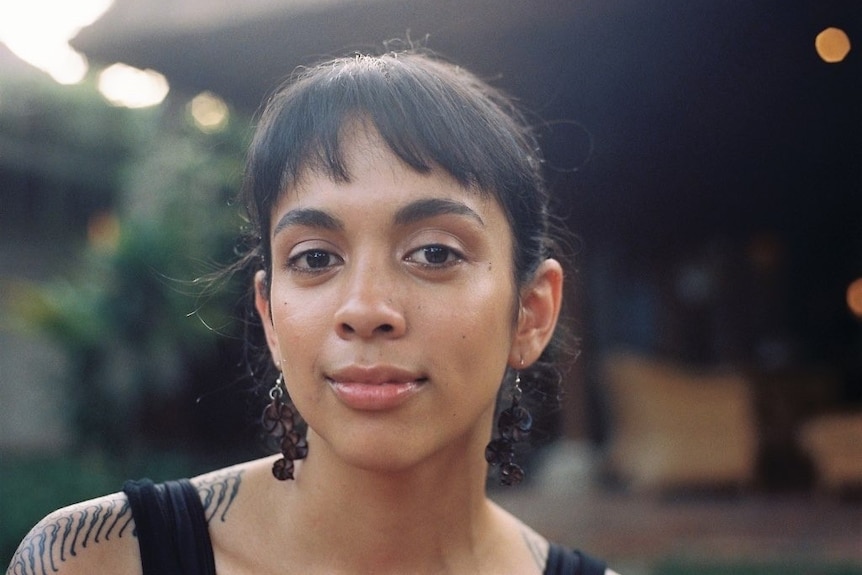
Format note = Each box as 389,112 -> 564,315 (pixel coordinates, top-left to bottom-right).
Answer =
285,244 -> 464,274
404,244 -> 464,268
286,249 -> 344,274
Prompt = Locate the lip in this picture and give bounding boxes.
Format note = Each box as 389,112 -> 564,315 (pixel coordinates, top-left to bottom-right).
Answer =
327,365 -> 427,411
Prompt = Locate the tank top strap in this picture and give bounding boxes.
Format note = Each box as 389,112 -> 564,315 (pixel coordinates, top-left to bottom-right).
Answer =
544,543 -> 607,575
123,478 -> 217,575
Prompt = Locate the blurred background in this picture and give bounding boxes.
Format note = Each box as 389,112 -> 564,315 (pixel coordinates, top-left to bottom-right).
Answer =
1,0 -> 860,572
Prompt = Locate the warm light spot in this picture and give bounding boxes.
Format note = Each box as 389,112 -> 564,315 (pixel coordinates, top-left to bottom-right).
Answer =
0,0 -> 113,84
847,278 -> 862,318
87,211 -> 121,251
98,63 -> 169,108
815,27 -> 851,63
188,92 -> 230,133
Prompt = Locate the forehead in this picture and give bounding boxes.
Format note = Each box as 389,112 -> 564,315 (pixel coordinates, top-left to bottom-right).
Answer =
266,132 -> 518,265
284,123 -> 498,216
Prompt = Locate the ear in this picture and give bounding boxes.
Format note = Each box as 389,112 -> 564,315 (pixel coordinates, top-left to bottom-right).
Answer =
254,270 -> 281,367
509,259 -> 564,367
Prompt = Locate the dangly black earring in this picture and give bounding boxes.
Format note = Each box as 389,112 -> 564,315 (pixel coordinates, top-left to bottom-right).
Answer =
262,373 -> 308,480
485,370 -> 533,486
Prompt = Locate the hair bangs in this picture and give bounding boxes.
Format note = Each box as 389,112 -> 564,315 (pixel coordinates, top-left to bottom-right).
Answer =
242,52 -> 548,287
253,54 -> 539,206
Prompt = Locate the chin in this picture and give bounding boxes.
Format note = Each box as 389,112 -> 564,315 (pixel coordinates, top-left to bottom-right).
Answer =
316,430 -> 454,476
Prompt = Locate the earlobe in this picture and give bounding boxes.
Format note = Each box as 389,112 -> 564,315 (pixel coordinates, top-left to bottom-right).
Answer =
509,259 -> 564,367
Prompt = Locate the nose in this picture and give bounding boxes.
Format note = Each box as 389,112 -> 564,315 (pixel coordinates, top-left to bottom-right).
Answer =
334,263 -> 406,340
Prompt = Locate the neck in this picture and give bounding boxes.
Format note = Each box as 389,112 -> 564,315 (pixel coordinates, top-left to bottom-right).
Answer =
278,429 -> 498,573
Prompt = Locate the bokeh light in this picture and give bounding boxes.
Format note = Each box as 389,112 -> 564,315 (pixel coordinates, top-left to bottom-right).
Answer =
815,27 -> 851,63
847,278 -> 862,318
87,211 -> 121,252
0,0 -> 113,84
188,91 -> 230,133
98,63 -> 169,108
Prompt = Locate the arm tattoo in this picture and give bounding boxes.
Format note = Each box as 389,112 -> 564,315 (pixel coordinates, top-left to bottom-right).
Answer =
6,469 -> 243,575
6,496 -> 133,575
521,528 -> 548,572
195,469 -> 243,523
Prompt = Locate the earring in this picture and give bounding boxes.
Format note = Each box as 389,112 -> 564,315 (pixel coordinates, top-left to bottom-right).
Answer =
485,371 -> 533,486
262,373 -> 308,480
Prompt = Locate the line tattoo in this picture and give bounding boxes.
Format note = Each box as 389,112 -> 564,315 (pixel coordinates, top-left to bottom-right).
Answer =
7,495 -> 133,575
521,527 -> 548,572
195,469 -> 243,523
7,471 -> 243,575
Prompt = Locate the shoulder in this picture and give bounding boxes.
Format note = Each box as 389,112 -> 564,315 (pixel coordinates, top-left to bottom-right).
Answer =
186,457 -> 279,570
518,521 -> 551,573
5,459 -> 268,575
187,457 -> 263,523
486,500 -> 550,573
491,502 -> 619,575
6,492 -> 141,575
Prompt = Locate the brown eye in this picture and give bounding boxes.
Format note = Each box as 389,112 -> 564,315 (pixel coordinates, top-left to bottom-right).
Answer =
288,249 -> 342,271
304,250 -> 331,268
406,245 -> 462,267
422,246 -> 450,264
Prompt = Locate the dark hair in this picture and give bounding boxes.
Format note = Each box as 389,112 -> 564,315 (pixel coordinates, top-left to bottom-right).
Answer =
238,50 -> 570,435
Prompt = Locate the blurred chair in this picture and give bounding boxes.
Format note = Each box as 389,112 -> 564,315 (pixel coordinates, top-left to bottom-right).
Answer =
799,412 -> 862,492
602,351 -> 758,492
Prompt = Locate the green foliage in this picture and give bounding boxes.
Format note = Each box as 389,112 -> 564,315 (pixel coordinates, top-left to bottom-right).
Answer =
6,81 -> 250,451
0,75 -> 149,191
0,76 -> 255,563
1,451 -> 215,566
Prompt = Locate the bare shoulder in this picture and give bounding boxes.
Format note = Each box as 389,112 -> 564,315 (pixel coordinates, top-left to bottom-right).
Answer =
516,519 -> 551,573
5,459 -> 265,575
187,458 -> 252,524
487,500 -> 550,573
6,492 -> 141,575
488,501 -> 620,575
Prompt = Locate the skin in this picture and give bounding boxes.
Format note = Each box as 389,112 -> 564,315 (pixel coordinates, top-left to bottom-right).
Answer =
248,125 -> 564,574
7,124 -> 621,574
261,133 -> 533,479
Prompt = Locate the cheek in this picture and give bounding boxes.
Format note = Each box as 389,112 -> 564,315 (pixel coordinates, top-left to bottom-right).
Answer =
270,292 -> 330,357
271,299 -> 330,408
424,281 -> 515,368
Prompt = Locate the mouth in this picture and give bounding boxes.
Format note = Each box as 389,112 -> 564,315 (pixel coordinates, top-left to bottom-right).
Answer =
326,365 -> 428,411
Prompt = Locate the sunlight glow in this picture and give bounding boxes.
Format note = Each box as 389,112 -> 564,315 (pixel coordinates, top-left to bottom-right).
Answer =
188,92 -> 230,133
0,0 -> 114,84
98,63 -> 169,108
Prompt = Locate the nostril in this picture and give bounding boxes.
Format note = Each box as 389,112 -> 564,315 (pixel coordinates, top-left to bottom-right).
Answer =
336,318 -> 401,338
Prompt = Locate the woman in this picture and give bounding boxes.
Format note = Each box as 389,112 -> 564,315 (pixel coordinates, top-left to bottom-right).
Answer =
8,51 -> 616,575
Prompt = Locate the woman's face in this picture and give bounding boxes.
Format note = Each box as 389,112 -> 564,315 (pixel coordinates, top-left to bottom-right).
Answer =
256,127 -> 524,473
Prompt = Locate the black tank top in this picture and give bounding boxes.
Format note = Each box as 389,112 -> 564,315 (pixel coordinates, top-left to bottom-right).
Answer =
123,479 -> 607,575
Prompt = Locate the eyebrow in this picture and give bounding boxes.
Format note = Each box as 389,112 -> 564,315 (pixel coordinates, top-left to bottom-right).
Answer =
271,197 -> 484,238
393,198 -> 485,227
272,208 -> 344,237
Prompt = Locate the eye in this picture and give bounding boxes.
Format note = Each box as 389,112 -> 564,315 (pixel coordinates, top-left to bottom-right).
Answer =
288,249 -> 343,272
405,244 -> 462,267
